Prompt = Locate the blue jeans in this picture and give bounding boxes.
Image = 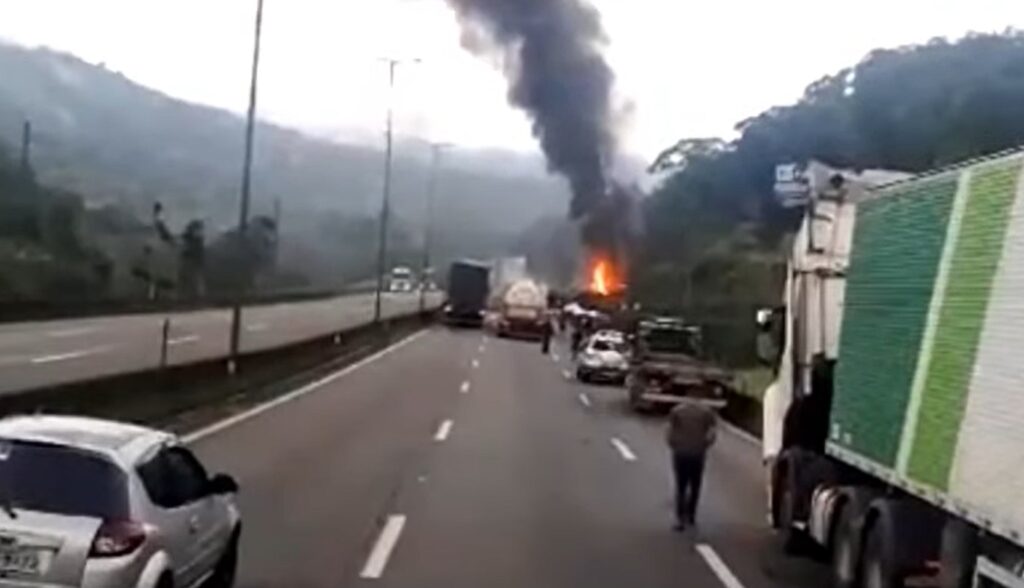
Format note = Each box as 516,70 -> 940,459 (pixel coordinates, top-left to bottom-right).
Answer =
672,453 -> 706,525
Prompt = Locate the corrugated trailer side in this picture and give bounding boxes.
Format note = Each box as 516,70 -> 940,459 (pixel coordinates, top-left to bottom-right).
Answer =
830,151 -> 1024,544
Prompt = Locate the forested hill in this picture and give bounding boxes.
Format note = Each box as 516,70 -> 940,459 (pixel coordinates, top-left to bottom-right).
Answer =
0,41 -> 568,235
638,31 -> 1024,364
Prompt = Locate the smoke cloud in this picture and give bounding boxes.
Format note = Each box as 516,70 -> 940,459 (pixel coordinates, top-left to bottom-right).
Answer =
444,0 -> 618,224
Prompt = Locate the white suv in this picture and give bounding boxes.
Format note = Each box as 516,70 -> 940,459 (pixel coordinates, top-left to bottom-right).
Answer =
0,415 -> 240,588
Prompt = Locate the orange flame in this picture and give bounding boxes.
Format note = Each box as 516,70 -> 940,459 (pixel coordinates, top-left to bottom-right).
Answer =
591,259 -> 611,296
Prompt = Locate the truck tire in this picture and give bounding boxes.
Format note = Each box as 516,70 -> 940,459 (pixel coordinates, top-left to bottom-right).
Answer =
830,487 -> 878,588
862,516 -> 901,588
939,519 -> 978,588
773,449 -> 835,554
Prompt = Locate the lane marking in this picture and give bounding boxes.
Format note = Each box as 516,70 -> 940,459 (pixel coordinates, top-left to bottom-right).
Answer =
168,335 -> 200,346
478,343 -> 485,353
578,393 -> 592,408
360,514 -> 407,579
246,323 -> 269,332
611,437 -> 637,462
562,369 -> 572,380
696,544 -> 746,588
46,327 -> 97,338
434,419 -> 453,442
183,330 -> 427,444
460,381 -> 470,394
551,352 -> 559,362
31,345 -> 111,365
471,358 -> 479,369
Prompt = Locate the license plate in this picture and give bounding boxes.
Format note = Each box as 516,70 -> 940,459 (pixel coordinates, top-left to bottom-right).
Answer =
0,548 -> 41,575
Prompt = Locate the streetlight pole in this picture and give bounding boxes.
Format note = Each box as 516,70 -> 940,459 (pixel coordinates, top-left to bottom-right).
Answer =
228,0 -> 265,372
373,57 -> 419,323
420,142 -> 450,312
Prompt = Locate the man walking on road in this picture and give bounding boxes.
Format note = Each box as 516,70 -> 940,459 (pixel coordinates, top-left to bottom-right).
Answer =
667,398 -> 717,530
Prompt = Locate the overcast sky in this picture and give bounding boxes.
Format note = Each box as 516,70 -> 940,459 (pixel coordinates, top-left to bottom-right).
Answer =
0,0 -> 1021,162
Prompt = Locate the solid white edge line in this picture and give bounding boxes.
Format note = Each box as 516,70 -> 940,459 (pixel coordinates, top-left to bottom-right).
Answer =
182,330 -> 427,444
720,420 -> 761,447
610,437 -> 637,462
434,419 -> 453,442
696,544 -> 746,588
360,514 -> 408,579
31,345 -> 110,364
460,381 -> 470,394
578,393 -> 591,408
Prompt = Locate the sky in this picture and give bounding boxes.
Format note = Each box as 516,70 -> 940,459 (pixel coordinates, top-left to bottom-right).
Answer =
0,0 -> 1021,162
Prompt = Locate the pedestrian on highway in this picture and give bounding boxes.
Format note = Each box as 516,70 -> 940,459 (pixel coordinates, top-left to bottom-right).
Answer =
540,317 -> 553,355
666,398 -> 717,530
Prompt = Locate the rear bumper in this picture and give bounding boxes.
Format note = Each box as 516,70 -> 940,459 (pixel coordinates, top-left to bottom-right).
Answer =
578,367 -> 627,381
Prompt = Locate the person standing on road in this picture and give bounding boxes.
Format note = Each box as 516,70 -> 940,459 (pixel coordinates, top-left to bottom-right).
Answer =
540,317 -> 553,355
666,398 -> 718,530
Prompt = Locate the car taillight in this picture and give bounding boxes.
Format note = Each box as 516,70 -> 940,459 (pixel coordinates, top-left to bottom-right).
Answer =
90,520 -> 147,558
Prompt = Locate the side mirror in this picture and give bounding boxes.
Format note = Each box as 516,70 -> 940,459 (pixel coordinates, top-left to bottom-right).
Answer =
207,473 -> 239,495
755,307 -> 784,366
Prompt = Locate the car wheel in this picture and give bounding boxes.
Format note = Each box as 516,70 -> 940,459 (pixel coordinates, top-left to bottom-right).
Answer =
157,572 -> 174,588
576,368 -> 588,382
206,530 -> 239,588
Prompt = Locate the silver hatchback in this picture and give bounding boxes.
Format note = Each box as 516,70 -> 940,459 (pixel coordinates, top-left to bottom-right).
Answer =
0,415 -> 240,588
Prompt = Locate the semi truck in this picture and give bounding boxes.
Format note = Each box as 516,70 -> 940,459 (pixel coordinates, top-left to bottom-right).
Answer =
444,260 -> 490,327
496,278 -> 548,339
758,152 -> 1024,588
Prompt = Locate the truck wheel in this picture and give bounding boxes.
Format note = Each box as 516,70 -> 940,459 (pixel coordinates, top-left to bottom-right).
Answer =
861,518 -> 901,588
939,519 -> 978,588
832,501 -> 860,588
576,368 -> 589,383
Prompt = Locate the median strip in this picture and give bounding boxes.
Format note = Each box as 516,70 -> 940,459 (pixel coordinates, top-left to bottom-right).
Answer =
360,514 -> 407,579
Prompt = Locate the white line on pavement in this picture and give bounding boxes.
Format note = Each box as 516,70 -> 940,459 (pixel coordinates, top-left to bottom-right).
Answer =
721,420 -> 761,447
578,393 -> 591,408
31,345 -> 111,365
434,419 -> 453,442
696,544 -> 746,588
246,323 -> 269,332
471,358 -> 479,369
183,330 -> 427,444
610,437 -> 637,462
562,369 -> 572,380
478,343 -> 484,353
167,335 -> 200,346
460,381 -> 470,394
46,327 -> 98,338
551,352 -> 559,362
360,514 -> 407,579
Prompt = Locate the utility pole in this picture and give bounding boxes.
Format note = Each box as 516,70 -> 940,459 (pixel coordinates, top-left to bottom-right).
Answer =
420,142 -> 450,312
19,120 -> 31,178
228,0 -> 265,372
373,57 -> 419,323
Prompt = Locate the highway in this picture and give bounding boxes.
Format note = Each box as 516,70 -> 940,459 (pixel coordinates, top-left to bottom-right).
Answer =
0,291 -> 441,394
188,327 -> 828,588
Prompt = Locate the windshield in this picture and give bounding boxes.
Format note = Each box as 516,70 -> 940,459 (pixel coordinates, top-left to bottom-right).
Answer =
590,339 -> 625,353
0,440 -> 129,519
642,328 -> 699,356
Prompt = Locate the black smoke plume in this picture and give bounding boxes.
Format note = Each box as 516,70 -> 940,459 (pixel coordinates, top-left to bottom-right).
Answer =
445,0 -> 618,226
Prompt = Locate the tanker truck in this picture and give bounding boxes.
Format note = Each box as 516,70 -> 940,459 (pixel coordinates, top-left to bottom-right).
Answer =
758,151 -> 1024,588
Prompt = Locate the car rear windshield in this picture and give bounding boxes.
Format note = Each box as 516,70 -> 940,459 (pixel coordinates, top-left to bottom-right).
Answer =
591,340 -> 624,352
643,329 -> 699,355
0,439 -> 129,519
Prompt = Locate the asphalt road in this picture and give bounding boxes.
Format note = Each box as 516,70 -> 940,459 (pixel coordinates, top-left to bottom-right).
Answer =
0,291 -> 441,394
190,327 -> 829,588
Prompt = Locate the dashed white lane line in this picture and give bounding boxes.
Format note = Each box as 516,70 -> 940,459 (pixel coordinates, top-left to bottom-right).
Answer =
168,335 -> 200,346
434,419 -> 453,442
183,330 -> 427,444
696,544 -> 746,588
478,343 -> 485,353
246,323 -> 269,332
31,345 -> 111,365
360,514 -> 408,579
578,393 -> 592,408
46,327 -> 98,338
551,352 -> 560,362
471,358 -> 479,369
562,369 -> 572,380
610,437 -> 637,462
460,381 -> 470,394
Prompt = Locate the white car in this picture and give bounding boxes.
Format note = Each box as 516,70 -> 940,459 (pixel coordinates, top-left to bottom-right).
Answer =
0,415 -> 240,588
576,332 -> 630,384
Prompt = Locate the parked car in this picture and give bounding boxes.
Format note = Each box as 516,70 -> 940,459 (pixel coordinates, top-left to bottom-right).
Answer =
576,331 -> 629,384
0,415 -> 241,588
